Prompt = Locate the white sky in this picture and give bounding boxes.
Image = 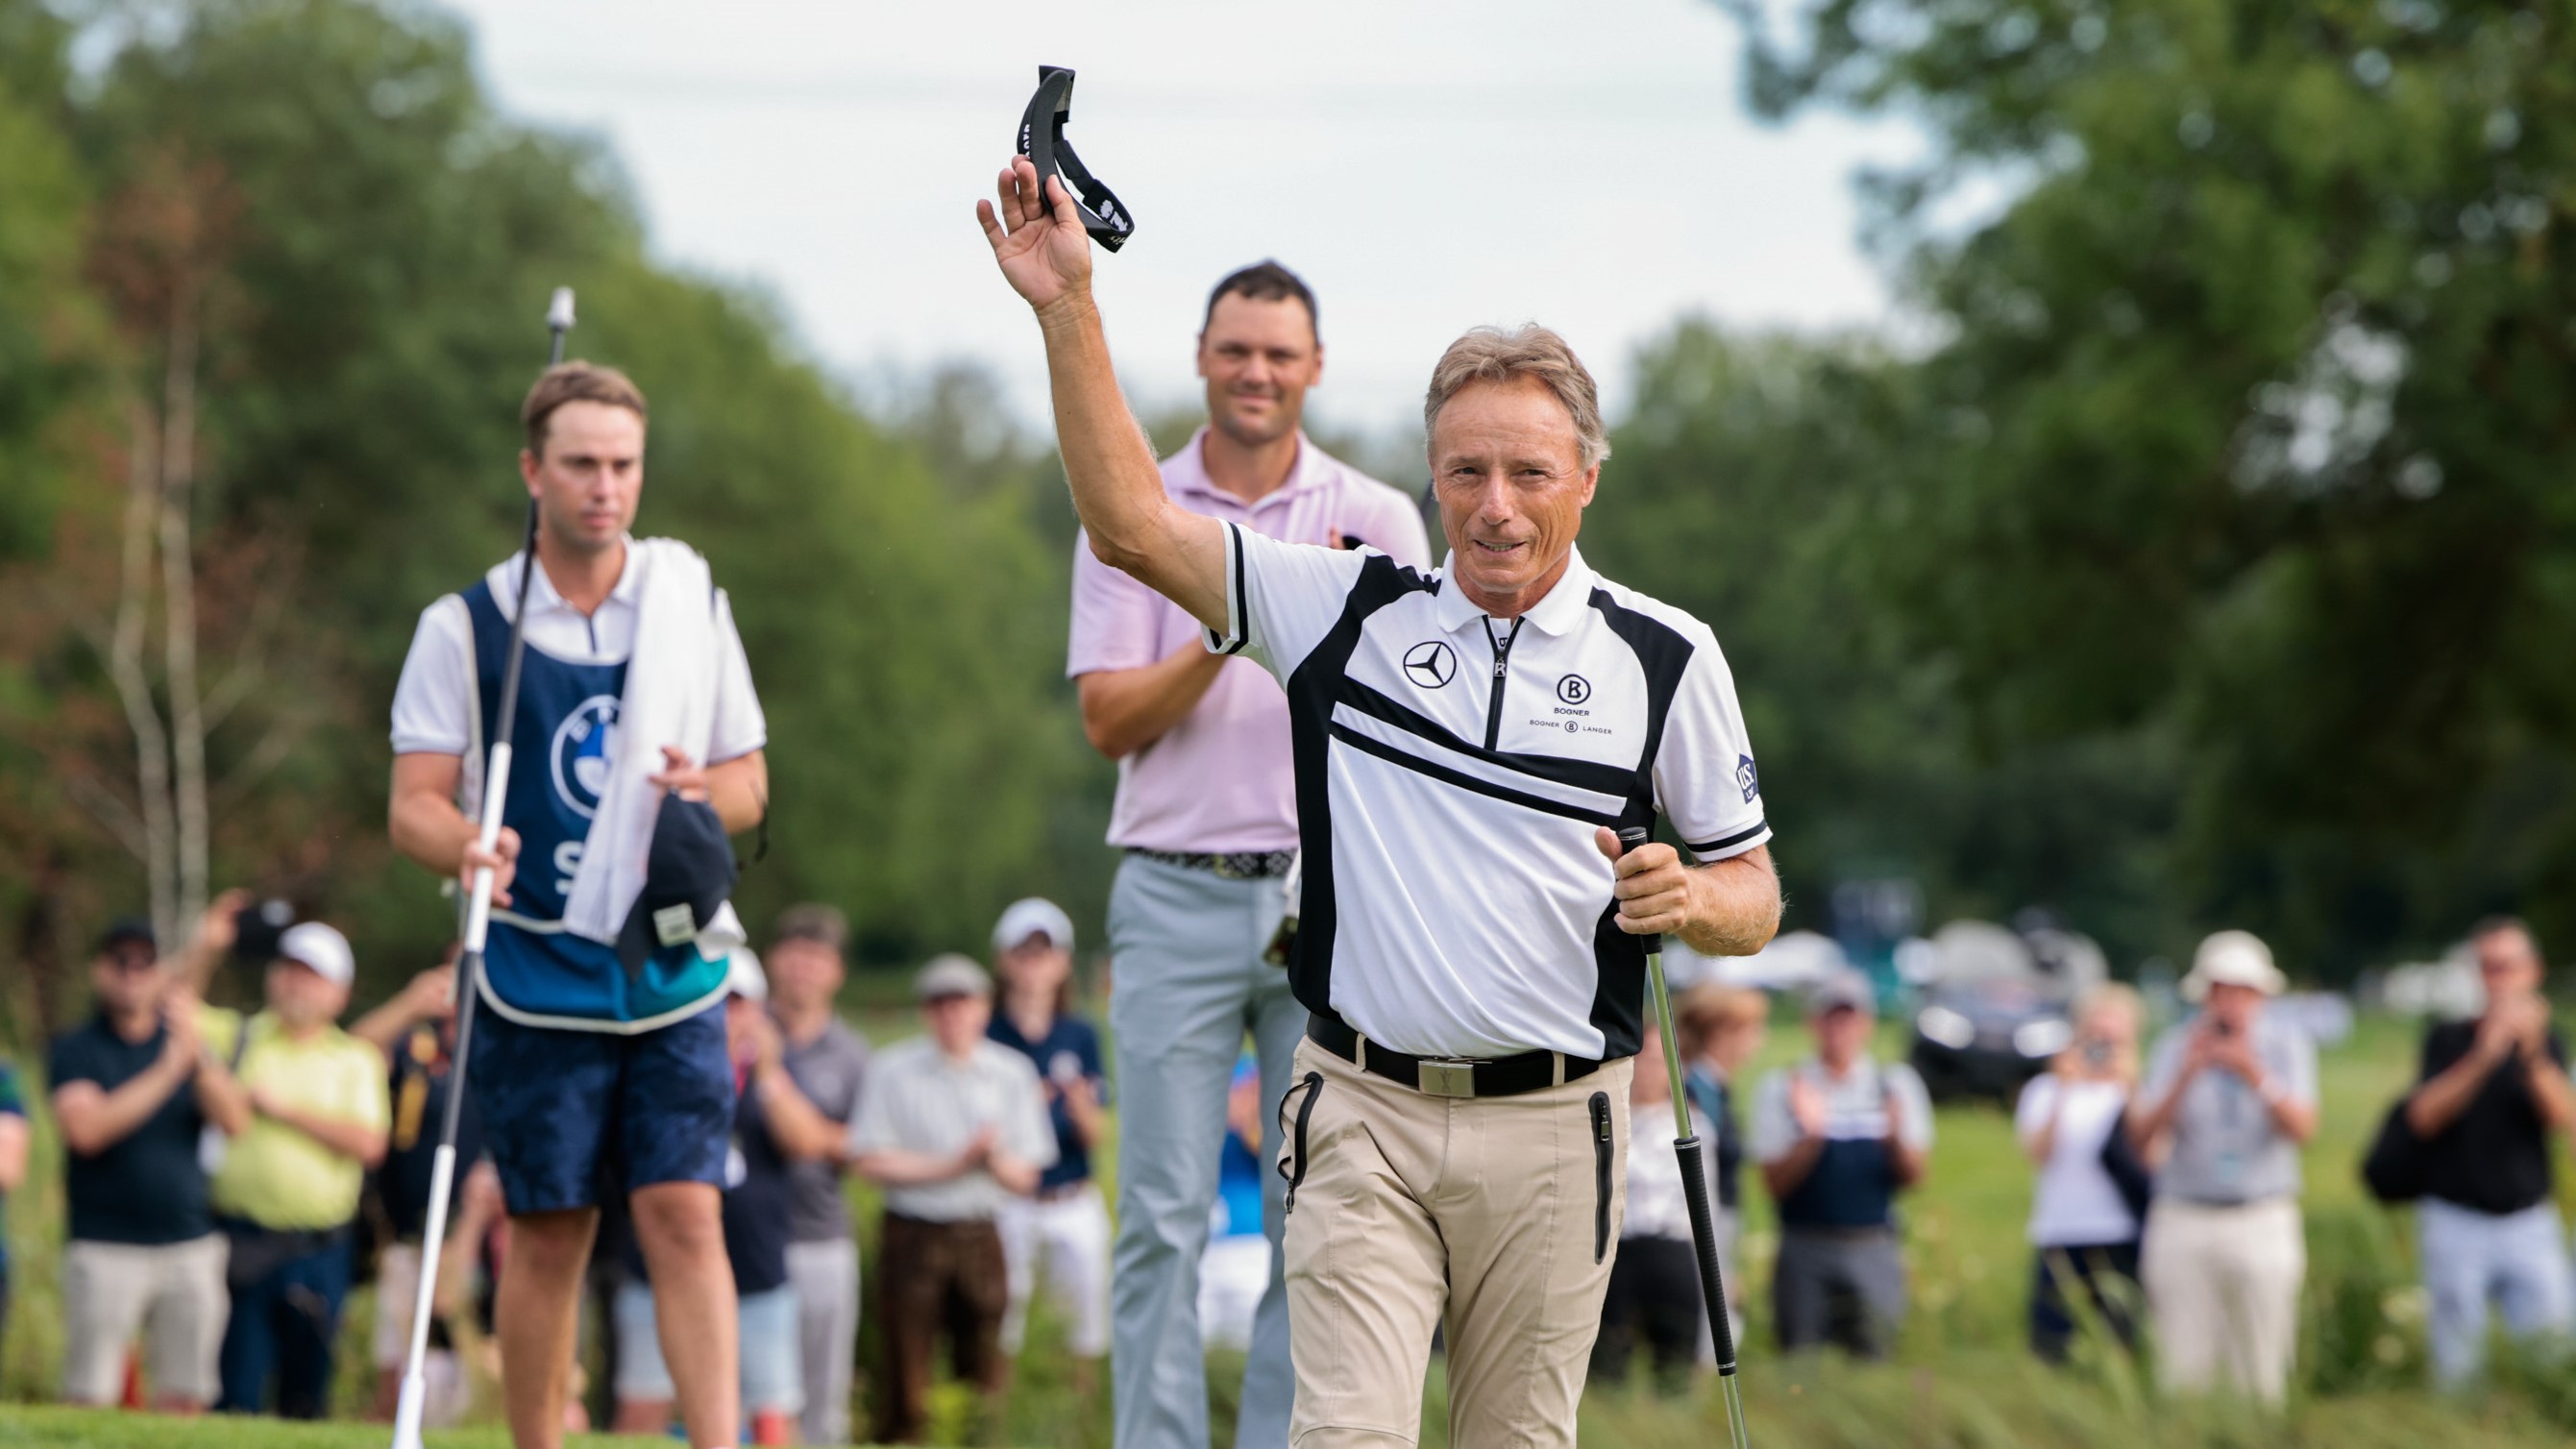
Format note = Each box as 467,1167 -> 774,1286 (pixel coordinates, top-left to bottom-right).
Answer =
447,0 -> 1911,436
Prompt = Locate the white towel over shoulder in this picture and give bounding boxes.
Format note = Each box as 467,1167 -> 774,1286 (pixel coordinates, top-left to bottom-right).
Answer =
561,536 -> 746,958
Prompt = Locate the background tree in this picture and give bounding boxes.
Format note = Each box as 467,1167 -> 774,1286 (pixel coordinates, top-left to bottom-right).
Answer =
0,0 -> 1109,1025
1716,0 -> 2576,971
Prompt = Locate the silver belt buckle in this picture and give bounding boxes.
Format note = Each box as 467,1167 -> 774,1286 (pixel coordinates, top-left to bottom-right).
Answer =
1417,1058 -> 1478,1098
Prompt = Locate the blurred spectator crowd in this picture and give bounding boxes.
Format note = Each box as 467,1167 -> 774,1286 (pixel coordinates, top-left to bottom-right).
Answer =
0,892 -> 1114,1445
0,905 -> 2570,1437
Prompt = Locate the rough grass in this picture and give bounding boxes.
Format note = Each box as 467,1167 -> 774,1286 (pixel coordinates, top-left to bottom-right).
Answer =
7,1002 -> 2575,1446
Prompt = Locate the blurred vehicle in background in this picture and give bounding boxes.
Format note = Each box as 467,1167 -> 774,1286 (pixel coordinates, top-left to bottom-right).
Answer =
1908,920 -> 2105,1103
1663,928 -> 1848,994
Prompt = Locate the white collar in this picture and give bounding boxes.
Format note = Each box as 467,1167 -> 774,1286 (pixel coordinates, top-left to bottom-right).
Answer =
1430,544 -> 1597,637
503,534 -> 641,615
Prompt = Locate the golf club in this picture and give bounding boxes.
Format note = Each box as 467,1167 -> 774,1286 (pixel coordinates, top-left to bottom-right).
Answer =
1618,824 -> 1753,1449
390,285 -> 575,1449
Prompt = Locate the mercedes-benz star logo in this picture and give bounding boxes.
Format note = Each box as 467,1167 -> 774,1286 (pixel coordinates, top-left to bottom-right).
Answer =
1403,640 -> 1459,689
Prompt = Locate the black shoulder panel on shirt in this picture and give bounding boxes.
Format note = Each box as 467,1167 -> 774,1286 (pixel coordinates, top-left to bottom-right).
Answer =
1585,587 -> 1697,794
1584,586 -> 1700,1061
1278,553 -> 1440,1022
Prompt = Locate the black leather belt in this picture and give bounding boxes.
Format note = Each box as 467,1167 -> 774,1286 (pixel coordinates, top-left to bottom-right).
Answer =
1127,847 -> 1296,880
1306,1016 -> 1602,1099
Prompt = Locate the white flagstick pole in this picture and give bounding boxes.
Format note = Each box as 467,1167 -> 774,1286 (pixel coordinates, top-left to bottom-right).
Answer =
391,286 -> 574,1449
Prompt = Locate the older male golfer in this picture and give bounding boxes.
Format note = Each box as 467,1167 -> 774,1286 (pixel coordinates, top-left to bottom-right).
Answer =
982,161 -> 1780,1444
1071,258 -> 1429,1449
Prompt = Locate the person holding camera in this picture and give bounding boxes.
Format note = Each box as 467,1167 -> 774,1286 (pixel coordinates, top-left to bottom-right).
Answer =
2015,983 -> 2147,1362
2130,931 -> 2317,1403
2400,917 -> 2576,1388
48,899 -> 253,1412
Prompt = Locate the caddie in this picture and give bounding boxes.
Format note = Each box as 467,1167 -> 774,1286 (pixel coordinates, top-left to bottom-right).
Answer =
388,361 -> 769,1449
981,160 -> 1780,1445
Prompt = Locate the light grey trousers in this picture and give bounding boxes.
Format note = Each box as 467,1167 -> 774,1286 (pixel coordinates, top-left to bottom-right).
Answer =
1107,852 -> 1304,1449
786,1236 -> 860,1445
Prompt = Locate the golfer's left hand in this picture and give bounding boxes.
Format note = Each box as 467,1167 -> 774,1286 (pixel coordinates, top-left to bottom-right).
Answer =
1597,827 -> 1690,936
979,156 -> 1092,315
650,746 -> 711,802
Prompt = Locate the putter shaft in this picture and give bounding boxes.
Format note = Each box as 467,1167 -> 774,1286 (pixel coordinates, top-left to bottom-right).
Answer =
391,286 -> 575,1449
1619,825 -> 1753,1449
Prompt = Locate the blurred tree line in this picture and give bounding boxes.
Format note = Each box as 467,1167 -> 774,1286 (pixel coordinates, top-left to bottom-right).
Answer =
1649,0 -> 2576,976
0,0 -> 1110,1033
4,0 -> 2564,1035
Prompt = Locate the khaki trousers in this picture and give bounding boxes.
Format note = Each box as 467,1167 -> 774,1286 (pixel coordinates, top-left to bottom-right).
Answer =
1280,1038 -> 1631,1448
2141,1196 -> 2305,1403
61,1235 -> 231,1407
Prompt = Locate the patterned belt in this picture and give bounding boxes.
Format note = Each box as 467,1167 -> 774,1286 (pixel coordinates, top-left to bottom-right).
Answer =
1127,847 -> 1297,880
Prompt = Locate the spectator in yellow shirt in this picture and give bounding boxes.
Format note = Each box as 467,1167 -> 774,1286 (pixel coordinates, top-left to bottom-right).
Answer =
204,921 -> 390,1419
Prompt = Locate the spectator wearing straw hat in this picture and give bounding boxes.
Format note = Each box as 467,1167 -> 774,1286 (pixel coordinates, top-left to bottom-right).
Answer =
2130,930 -> 2318,1404
204,921 -> 393,1419
848,955 -> 1057,1444
2401,917 -> 2576,1388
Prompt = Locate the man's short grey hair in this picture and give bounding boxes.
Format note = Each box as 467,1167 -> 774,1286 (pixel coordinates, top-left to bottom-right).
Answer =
1422,324 -> 1612,470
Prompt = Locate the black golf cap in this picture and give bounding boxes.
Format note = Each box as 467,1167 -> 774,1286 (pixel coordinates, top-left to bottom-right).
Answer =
1018,64 -> 1135,252
97,917 -> 157,956
615,795 -> 741,974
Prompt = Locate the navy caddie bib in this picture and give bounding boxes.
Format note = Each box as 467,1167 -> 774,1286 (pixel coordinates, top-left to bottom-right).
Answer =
462,580 -> 726,1029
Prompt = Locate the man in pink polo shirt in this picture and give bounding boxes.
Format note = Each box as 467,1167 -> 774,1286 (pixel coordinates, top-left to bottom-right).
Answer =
1069,260 -> 1430,1449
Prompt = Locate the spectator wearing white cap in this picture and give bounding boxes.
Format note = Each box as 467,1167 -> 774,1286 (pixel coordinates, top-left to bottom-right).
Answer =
984,899 -> 1112,1391
1750,968 -> 1934,1359
2130,930 -> 2318,1403
848,954 -> 1057,1444
201,918 -> 392,1418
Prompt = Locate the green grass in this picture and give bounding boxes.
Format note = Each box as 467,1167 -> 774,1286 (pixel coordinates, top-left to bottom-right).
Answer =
8,1002 -> 2576,1446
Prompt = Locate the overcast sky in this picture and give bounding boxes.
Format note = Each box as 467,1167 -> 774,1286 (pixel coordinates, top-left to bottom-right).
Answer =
446,0 -> 1910,438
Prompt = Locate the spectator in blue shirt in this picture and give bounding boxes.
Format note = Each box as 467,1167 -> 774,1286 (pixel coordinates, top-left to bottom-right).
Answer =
985,898 -> 1110,1387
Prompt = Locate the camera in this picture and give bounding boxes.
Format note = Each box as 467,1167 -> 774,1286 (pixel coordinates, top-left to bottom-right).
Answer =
2081,1040 -> 2113,1068
232,897 -> 298,964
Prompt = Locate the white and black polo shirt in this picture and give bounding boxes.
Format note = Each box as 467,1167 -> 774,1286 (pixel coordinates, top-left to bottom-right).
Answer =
1207,525 -> 1771,1062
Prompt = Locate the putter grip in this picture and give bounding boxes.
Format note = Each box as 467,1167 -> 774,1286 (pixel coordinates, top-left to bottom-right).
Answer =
1675,1134 -> 1740,1373
1615,825 -> 1658,951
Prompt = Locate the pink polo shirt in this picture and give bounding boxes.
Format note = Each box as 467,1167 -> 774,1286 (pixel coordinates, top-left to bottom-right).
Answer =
1068,429 -> 1434,852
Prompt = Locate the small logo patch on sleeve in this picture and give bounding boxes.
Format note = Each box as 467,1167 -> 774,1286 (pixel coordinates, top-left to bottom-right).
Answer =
1735,754 -> 1760,803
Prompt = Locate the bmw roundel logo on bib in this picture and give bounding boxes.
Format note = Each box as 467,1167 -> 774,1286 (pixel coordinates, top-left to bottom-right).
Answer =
551,695 -> 622,820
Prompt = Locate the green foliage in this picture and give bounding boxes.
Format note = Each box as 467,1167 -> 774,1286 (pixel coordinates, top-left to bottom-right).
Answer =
0,0 -> 92,562
1710,0 -> 2576,971
1591,322 -> 2187,954
0,0 -> 1112,1004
